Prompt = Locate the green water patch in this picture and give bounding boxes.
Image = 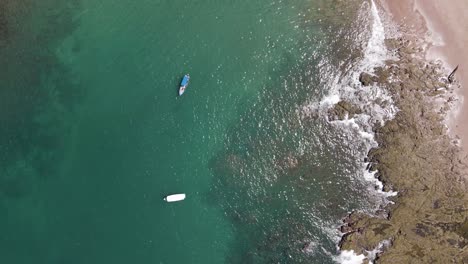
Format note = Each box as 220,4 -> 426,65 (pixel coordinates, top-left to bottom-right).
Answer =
0,0 -> 82,192
37,0 -> 330,263
0,0 -> 373,263
0,0 -> 83,263
0,1 -> 82,205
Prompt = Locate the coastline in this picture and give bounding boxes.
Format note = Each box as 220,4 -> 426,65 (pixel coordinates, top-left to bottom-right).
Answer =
337,1 -> 468,262
381,0 -> 468,152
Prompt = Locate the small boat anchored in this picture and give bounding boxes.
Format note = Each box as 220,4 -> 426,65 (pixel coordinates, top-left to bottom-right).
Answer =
179,74 -> 190,96
164,193 -> 186,202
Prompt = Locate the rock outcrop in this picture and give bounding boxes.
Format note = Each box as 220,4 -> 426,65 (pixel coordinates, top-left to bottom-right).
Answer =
328,101 -> 362,121
359,72 -> 377,86
339,37 -> 468,263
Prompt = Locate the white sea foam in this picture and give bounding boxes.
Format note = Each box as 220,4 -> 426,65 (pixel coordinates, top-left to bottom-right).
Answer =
334,250 -> 366,264
333,239 -> 392,264
366,239 -> 392,264
361,0 -> 388,71
363,167 -> 397,197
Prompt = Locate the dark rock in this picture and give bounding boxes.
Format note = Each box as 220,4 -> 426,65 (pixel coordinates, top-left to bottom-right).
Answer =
413,223 -> 433,237
374,67 -> 390,83
327,101 -> 362,121
0,2 -> 9,45
359,72 -> 375,86
340,225 -> 353,233
372,223 -> 392,236
455,220 -> 468,240
446,239 -> 458,246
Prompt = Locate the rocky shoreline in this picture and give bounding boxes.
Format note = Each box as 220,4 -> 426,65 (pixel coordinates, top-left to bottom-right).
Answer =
336,36 -> 468,263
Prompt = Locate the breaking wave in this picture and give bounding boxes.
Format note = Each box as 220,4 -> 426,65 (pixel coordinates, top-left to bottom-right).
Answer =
311,1 -> 398,262
301,0 -> 397,200
210,1 -> 399,263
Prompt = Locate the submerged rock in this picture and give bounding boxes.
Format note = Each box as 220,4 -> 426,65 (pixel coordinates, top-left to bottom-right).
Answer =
359,72 -> 376,86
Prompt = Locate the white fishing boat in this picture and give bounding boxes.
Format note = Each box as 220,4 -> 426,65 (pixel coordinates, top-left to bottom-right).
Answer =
164,193 -> 186,202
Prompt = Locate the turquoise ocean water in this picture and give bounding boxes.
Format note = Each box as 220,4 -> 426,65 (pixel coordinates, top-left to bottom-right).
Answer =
0,0 -> 384,263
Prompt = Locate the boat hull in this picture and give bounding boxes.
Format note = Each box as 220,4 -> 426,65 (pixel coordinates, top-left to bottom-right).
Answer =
164,193 -> 186,202
179,85 -> 186,96
179,74 -> 190,96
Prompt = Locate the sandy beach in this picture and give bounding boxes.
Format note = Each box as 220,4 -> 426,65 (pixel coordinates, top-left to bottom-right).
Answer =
381,0 -> 468,151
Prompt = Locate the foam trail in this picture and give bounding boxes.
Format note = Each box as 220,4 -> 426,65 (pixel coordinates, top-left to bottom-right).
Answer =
361,0 -> 387,71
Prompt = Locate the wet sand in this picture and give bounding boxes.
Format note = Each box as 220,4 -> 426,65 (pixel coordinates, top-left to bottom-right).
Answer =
381,0 -> 468,151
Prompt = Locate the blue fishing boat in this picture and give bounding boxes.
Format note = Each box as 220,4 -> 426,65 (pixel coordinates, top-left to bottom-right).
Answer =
179,74 -> 190,96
